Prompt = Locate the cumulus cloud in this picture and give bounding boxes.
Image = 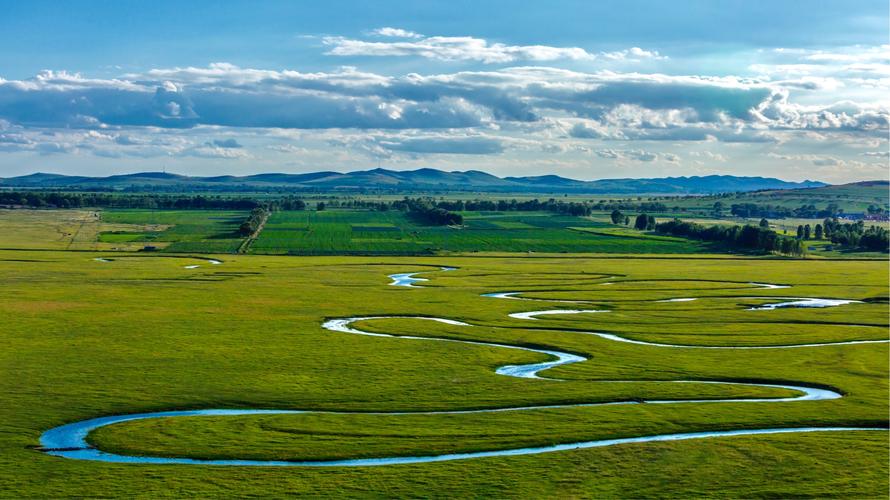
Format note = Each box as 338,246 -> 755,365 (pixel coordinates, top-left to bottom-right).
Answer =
595,148 -> 658,162
0,59 -> 886,170
322,30 -> 663,64
5,63 -> 866,135
569,122 -> 605,139
767,152 -> 883,169
183,144 -> 249,159
750,45 -> 890,101
369,27 -> 423,39
690,150 -> 728,162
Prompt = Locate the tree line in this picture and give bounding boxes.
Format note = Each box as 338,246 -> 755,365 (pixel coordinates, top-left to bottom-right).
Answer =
396,198 -> 464,226
0,190 -> 671,216
821,218 -> 889,252
654,218 -> 807,256
729,203 -> 842,219
0,191 -> 265,210
238,208 -> 269,236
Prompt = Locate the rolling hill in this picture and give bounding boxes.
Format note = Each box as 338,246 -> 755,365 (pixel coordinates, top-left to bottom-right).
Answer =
0,169 -> 828,194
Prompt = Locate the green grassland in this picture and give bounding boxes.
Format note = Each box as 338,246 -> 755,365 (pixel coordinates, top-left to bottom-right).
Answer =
0,250 -> 886,497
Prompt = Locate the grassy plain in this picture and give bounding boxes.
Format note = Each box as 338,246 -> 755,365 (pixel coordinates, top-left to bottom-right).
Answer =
0,250 -> 886,497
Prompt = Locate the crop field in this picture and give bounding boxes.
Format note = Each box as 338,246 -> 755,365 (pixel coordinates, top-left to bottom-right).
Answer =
4,208 -> 885,259
0,250 -> 886,497
0,209 -> 175,251
0,209 -> 248,253
251,209 -> 709,255
100,210 -> 247,253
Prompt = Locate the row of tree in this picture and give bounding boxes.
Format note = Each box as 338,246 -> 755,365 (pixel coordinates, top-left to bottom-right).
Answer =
0,190 -> 676,217
654,219 -> 807,256
729,202 -> 842,219
238,208 -> 269,236
267,196 -> 307,211
431,199 -> 668,217
0,191 -> 265,210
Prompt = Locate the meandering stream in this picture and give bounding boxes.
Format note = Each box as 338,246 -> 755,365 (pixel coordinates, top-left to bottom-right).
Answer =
40,268 -> 887,466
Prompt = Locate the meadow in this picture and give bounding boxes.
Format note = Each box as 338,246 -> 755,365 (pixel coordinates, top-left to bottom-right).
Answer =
0,250 -> 886,497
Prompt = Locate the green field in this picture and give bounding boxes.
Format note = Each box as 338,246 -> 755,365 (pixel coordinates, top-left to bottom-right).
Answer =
0,250 -> 887,497
4,207 -> 885,259
99,210 -> 247,253
250,209 -> 709,255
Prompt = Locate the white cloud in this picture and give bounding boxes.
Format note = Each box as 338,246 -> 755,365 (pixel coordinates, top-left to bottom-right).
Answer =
767,152 -> 885,170
569,122 -> 606,139
322,31 -> 663,64
183,144 -> 249,159
860,150 -> 889,158
689,151 -> 728,162
369,27 -> 423,39
0,55 -> 886,181
595,148 -> 659,162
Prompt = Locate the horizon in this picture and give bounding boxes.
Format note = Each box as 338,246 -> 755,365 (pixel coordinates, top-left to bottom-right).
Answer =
0,1 -> 887,183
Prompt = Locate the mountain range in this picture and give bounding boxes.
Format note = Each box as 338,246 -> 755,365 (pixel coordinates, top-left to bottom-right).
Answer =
0,169 -> 828,194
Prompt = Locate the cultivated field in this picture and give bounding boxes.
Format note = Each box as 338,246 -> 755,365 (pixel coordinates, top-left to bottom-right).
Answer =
3,207 -> 887,260
1,250 -> 886,497
248,210 -> 709,255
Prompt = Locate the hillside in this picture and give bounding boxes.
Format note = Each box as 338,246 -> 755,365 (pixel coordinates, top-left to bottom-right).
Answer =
731,180 -> 889,209
0,169 -> 827,194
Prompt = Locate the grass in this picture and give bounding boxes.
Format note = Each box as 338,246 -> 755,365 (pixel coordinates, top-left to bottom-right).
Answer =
251,209 -> 709,255
0,208 -> 174,251
663,182 -> 889,214
6,207 -> 881,258
99,209 -> 247,253
0,250 -> 886,497
0,209 -> 248,253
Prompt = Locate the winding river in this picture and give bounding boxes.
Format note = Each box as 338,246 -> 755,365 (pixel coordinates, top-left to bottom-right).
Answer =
40,268 -> 888,466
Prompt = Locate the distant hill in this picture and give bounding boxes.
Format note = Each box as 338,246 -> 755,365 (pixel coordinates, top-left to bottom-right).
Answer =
733,180 -> 889,210
0,169 -> 828,194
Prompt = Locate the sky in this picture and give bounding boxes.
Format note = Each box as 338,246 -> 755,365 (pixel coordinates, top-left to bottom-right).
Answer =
0,0 -> 887,183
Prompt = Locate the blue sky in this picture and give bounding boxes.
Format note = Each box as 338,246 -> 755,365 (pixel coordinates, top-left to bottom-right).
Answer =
0,0 -> 887,182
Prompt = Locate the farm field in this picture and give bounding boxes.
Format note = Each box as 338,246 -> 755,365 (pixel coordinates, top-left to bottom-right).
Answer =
3,207 -> 885,258
0,209 -> 174,251
0,209 -> 247,253
99,210 -> 247,253
0,250 -> 886,497
250,209 -> 710,255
